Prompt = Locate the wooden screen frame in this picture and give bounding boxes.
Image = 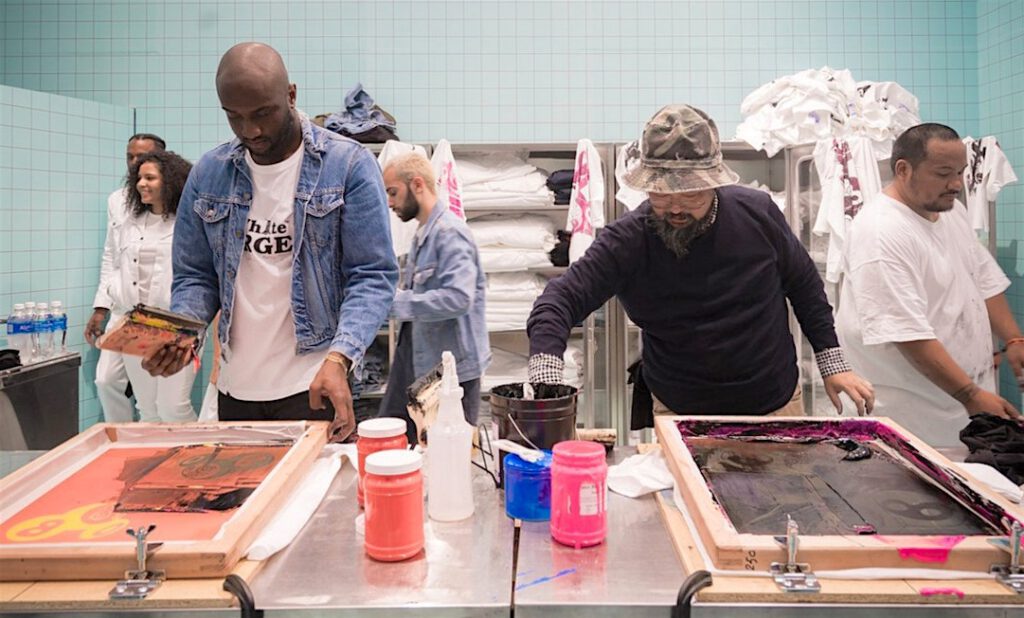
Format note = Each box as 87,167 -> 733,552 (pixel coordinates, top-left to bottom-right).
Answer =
655,415 -> 1024,572
0,421 -> 328,581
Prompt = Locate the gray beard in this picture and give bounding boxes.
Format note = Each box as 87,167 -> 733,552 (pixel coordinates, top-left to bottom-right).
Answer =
647,214 -> 705,258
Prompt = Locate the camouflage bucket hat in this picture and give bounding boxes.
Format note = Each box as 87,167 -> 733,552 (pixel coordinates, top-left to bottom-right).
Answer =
622,104 -> 740,193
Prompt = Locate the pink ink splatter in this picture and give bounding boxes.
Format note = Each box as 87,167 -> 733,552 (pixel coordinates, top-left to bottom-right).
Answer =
876,535 -> 966,563
919,587 -> 965,600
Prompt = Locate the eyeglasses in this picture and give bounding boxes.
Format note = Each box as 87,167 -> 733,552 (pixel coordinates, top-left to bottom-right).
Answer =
647,191 -> 713,211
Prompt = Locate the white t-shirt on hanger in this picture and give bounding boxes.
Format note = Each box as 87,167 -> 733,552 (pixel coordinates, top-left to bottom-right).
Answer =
219,146 -> 327,401
963,135 -> 1019,236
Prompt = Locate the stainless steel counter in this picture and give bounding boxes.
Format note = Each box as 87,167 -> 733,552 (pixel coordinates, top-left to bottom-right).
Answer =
514,448 -> 685,617
250,458 -> 514,617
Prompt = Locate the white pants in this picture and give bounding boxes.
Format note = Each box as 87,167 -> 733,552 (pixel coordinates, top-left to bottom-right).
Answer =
198,381 -> 219,422
95,312 -> 134,423
122,355 -> 198,423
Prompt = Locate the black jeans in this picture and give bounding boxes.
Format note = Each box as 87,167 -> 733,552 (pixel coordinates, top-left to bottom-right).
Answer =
379,324 -> 481,445
218,390 -> 335,422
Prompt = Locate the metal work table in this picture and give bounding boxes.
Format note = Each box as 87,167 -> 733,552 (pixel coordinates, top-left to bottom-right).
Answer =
514,448 -> 684,617
250,457 -> 514,617
514,447 -> 1022,618
2,446 -> 1020,617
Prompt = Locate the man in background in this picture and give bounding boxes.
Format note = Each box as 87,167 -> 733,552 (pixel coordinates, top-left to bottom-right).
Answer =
143,43 -> 396,440
86,133 -> 165,422
837,123 -> 1024,447
377,153 -> 489,444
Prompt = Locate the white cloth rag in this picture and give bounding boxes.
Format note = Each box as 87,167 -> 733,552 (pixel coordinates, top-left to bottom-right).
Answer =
245,443 -> 356,560
954,461 -> 1022,503
607,449 -> 675,498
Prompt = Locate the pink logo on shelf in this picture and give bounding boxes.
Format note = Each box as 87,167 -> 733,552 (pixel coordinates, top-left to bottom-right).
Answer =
571,149 -> 592,235
438,161 -> 464,220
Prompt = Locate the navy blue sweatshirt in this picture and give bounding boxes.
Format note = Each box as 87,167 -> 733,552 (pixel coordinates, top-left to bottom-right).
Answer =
528,185 -> 839,415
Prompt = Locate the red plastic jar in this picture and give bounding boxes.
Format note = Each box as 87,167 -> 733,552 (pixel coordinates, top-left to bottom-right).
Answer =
364,449 -> 424,562
550,440 -> 607,549
357,418 -> 408,506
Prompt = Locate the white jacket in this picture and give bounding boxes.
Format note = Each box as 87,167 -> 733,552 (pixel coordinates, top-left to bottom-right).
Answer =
92,188 -> 129,310
104,207 -> 176,312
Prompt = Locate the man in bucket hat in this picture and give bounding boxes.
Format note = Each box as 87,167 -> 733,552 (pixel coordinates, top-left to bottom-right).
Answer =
527,105 -> 874,420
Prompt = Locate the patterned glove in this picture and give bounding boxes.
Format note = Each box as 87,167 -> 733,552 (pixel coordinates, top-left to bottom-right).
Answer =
527,353 -> 565,384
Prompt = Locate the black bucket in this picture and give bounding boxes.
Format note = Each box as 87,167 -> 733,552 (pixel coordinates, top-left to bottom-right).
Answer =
489,383 -> 578,451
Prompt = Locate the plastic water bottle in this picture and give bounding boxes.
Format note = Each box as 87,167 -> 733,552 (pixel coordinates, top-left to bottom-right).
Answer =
22,302 -> 36,362
49,300 -> 67,356
427,351 -> 475,521
32,302 -> 52,359
6,304 -> 32,362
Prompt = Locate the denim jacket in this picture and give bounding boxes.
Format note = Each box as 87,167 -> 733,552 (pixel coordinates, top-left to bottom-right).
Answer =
392,202 -> 490,380
170,116 -> 398,367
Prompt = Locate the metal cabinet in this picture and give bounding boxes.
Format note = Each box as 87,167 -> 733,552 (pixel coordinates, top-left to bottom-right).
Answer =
444,142 -> 617,431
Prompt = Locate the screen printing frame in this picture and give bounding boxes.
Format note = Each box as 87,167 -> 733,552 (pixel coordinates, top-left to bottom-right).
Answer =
0,421 -> 327,581
654,415 -> 1024,573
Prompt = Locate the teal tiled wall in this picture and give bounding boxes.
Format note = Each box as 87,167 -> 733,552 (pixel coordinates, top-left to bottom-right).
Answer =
1,0 -> 981,160
978,0 -> 1024,406
2,0 -> 1022,419
0,84 -> 132,430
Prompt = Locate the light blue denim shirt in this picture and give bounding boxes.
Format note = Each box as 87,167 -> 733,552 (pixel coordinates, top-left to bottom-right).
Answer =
392,202 -> 490,380
170,116 -> 398,367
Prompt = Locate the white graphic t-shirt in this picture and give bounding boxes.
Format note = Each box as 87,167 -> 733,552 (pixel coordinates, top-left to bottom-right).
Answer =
219,146 -> 327,401
962,135 -> 1019,236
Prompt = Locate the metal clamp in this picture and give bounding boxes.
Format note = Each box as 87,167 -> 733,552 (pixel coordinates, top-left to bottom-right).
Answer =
990,521 -> 1024,594
109,524 -> 166,600
770,515 -> 821,593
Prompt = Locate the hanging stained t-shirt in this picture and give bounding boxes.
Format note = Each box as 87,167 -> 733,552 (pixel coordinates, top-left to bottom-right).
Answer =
615,140 -> 647,211
566,138 -> 605,263
377,140 -> 429,258
812,135 -> 884,283
431,138 -> 466,221
962,135 -> 1018,236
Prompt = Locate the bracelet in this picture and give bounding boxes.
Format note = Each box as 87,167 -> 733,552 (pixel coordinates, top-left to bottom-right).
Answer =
324,352 -> 351,372
1000,337 -> 1024,353
951,382 -> 979,405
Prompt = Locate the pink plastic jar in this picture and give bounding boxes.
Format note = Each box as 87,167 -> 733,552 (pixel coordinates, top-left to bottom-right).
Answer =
550,440 -> 607,548
357,418 -> 408,507
364,449 -> 424,562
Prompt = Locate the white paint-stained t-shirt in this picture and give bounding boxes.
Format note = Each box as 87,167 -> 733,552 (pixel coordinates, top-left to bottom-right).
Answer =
963,135 -> 1019,236
835,194 -> 1010,447
219,146 -> 327,401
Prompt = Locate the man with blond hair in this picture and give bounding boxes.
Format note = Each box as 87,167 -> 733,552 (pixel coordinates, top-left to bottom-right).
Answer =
378,153 -> 490,444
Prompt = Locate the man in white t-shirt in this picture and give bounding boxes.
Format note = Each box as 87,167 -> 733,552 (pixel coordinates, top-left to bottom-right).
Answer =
86,133 -> 165,422
144,43 -> 398,440
837,123 -> 1024,447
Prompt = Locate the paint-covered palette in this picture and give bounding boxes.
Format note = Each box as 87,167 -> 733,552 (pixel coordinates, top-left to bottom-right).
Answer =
655,416 -> 1023,573
0,421 -> 327,581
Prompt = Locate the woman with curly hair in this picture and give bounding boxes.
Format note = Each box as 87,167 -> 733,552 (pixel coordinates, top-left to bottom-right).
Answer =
104,150 -> 198,422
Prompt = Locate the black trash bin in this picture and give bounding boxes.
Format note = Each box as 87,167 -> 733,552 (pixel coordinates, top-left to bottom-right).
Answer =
0,352 -> 81,450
